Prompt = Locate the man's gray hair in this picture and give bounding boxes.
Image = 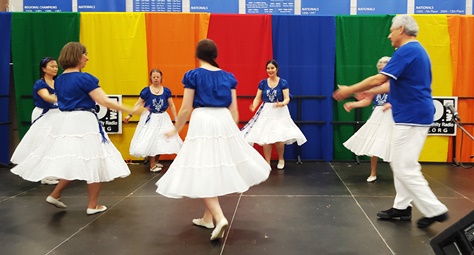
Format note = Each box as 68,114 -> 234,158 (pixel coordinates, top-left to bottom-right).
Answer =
391,15 -> 419,36
376,56 -> 391,69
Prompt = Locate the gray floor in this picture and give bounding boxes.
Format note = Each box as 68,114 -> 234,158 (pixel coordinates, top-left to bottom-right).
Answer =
1,161 -> 473,255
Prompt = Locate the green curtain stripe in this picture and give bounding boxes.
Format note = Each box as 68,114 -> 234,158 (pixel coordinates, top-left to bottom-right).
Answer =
334,15 -> 395,160
11,13 -> 80,138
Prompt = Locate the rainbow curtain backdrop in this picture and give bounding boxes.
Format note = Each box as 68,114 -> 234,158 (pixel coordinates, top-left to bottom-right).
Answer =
6,13 -> 474,163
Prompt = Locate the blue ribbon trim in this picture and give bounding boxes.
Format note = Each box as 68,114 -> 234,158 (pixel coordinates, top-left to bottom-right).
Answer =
241,102 -> 265,137
67,108 -> 108,143
31,108 -> 50,125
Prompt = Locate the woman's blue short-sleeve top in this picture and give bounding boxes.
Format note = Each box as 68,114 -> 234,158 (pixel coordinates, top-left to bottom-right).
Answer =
182,68 -> 237,108
139,86 -> 172,113
55,72 -> 100,111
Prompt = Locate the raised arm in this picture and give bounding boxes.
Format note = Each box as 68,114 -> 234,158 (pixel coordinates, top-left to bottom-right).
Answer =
250,89 -> 262,112
89,88 -> 133,113
123,97 -> 145,123
343,95 -> 374,112
228,89 -> 239,124
333,73 -> 389,101
37,88 -> 57,104
172,88 -> 194,134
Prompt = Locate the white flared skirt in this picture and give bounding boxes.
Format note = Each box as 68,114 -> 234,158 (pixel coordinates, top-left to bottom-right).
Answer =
343,107 -> 394,162
241,103 -> 307,146
129,110 -> 183,157
11,111 -> 131,183
11,108 -> 60,164
156,107 -> 271,198
31,107 -> 45,122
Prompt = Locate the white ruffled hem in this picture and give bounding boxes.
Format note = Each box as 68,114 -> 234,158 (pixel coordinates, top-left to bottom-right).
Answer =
129,111 -> 182,157
241,103 -> 307,146
11,111 -> 131,183
11,108 -> 61,164
156,107 -> 270,198
343,107 -> 394,162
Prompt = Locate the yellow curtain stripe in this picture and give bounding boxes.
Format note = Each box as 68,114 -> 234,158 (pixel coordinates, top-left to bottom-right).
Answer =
80,12 -> 149,157
412,15 -> 453,162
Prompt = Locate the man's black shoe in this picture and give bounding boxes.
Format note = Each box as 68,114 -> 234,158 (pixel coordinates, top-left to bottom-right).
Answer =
377,206 -> 412,221
417,212 -> 449,229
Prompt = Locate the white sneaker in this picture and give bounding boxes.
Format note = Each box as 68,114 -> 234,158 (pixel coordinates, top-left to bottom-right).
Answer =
46,196 -> 67,208
86,205 -> 107,215
210,218 -> 228,241
192,218 -> 214,229
367,176 -> 377,182
41,178 -> 59,185
150,165 -> 162,172
277,160 -> 285,170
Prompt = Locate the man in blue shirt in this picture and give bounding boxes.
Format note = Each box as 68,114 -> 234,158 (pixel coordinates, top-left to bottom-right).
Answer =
333,15 -> 448,229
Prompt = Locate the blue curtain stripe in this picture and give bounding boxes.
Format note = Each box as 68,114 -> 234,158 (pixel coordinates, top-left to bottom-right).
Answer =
0,13 -> 12,164
272,15 -> 336,161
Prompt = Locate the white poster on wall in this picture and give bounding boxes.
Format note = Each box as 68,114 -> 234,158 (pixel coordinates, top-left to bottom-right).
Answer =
429,96 -> 458,136
96,95 -> 122,134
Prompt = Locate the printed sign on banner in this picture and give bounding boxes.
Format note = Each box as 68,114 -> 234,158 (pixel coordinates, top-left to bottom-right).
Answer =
23,0 -> 72,12
429,97 -> 458,136
300,0 -> 350,15
190,0 -> 239,13
96,95 -> 122,134
357,0 -> 407,15
246,0 -> 294,15
133,0 -> 182,12
78,0 -> 126,12
414,0 -> 465,14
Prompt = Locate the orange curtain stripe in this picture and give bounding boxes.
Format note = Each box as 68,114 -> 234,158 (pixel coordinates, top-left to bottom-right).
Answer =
144,13 -> 210,159
145,13 -> 210,96
447,15 -> 474,163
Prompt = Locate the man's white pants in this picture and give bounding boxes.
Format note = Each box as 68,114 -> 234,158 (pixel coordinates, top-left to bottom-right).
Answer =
390,125 -> 448,218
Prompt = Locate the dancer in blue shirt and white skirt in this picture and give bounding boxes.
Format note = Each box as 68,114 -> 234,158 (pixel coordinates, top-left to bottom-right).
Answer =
241,60 -> 307,170
11,57 -> 60,185
156,39 -> 270,241
11,42 -> 135,215
124,69 -> 183,172
343,56 -> 394,183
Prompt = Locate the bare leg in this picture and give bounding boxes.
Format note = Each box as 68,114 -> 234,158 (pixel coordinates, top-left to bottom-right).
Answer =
370,156 -> 378,177
192,207 -> 214,229
202,208 -> 213,223
275,142 -> 285,169
367,156 -> 378,182
155,155 -> 163,167
202,197 -> 225,223
275,142 -> 285,161
149,156 -> 156,169
263,144 -> 273,164
87,182 -> 102,209
49,179 -> 72,199
203,197 -> 229,240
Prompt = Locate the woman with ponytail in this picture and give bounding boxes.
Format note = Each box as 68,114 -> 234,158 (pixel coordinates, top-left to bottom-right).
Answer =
156,39 -> 270,241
